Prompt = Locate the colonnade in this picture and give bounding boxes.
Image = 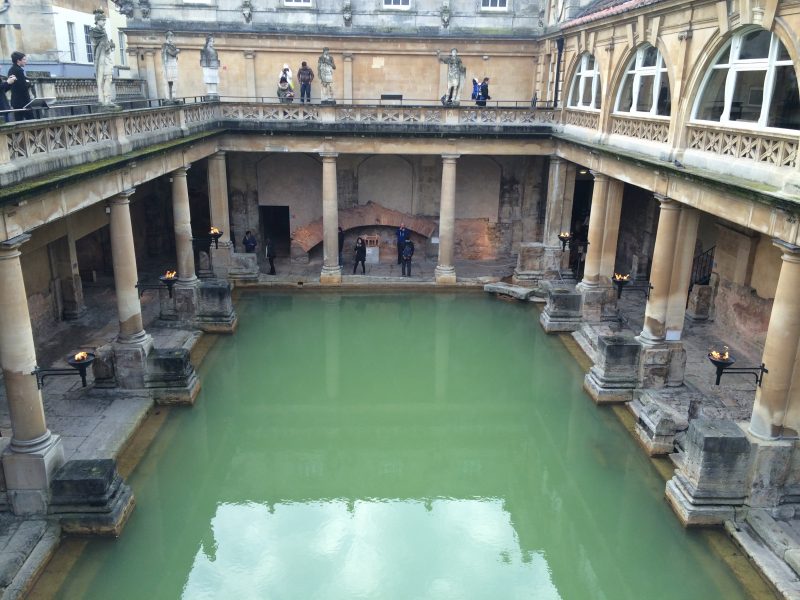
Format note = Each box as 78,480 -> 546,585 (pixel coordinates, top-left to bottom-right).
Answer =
543,156 -> 800,441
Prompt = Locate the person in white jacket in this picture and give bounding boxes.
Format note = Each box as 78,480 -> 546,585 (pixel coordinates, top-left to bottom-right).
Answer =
279,64 -> 293,87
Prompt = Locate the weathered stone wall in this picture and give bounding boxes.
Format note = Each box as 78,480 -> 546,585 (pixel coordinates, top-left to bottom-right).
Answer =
21,245 -> 54,337
615,186 -> 657,278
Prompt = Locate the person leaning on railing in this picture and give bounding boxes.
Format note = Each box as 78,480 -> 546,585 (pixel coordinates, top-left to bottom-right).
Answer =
8,51 -> 33,120
0,73 -> 16,122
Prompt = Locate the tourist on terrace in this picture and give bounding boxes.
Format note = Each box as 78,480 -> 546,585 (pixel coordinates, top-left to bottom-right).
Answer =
353,237 -> 366,274
476,77 -> 490,107
396,223 -> 408,265
297,61 -> 314,103
0,74 -> 16,122
243,230 -> 257,253
401,238 -> 414,277
277,76 -> 294,103
8,51 -> 32,121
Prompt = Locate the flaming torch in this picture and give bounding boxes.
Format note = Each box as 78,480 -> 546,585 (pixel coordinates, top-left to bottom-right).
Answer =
159,270 -> 178,298
66,351 -> 96,387
210,226 -> 223,249
557,231 -> 571,252
708,346 -> 734,385
612,272 -> 631,298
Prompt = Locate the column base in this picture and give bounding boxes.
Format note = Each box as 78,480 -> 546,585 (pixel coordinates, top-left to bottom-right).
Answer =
434,265 -> 457,285
146,348 -> 202,406
210,242 -> 234,279
582,334 -> 641,404
3,435 -> 65,516
113,334 -> 154,389
539,283 -> 582,333
635,339 -> 686,389
575,280 -> 616,322
228,252 -> 260,282
512,243 -> 564,286
320,264 -> 342,285
194,279 -> 238,334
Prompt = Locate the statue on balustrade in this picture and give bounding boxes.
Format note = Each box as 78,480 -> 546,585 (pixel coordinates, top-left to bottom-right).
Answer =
162,31 -> 180,101
439,47 -> 466,106
89,9 -> 117,107
317,47 -> 336,104
200,35 -> 220,97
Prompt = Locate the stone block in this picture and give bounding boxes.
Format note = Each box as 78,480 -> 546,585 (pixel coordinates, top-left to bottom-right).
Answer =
145,348 -> 201,405
92,343 -> 116,388
113,336 -> 153,390
686,284 -> 714,322
195,279 -> 238,333
512,242 -> 562,285
49,459 -> 136,537
173,281 -> 199,321
637,342 -> 686,389
483,282 -> 536,301
629,392 -> 689,456
583,334 -> 641,404
3,438 -> 65,516
539,284 -> 582,333
228,252 -> 260,281
744,430 -> 794,509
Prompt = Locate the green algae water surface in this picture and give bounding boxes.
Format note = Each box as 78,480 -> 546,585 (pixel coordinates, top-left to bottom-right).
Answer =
54,293 -> 751,600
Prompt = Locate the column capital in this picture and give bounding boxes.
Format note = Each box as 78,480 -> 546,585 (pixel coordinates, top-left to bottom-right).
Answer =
108,189 -> 136,206
320,152 -> 339,161
773,238 -> 800,262
653,193 -> 677,206
243,50 -> 255,59
441,154 -> 460,162
589,170 -> 608,181
549,156 -> 565,166
0,233 -> 31,254
210,151 -> 226,160
144,49 -> 157,56
172,165 -> 191,178
343,53 -> 353,61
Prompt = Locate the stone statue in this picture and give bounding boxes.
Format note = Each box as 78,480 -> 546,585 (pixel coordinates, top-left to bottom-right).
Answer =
242,0 -> 253,23
162,31 -> 180,100
200,35 -> 220,97
342,0 -> 352,26
89,9 -> 116,106
440,0 -> 451,28
139,0 -> 151,19
439,47 -> 466,106
317,47 -> 336,104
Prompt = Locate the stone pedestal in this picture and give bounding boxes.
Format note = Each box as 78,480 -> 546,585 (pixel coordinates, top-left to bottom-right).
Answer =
638,341 -> 686,388
512,243 -> 563,285
210,243 -> 234,279
434,265 -> 456,285
583,334 -> 641,404
320,265 -> 343,285
539,284 -> 583,333
49,459 -> 135,537
666,418 -> 753,526
576,281 -> 616,322
686,283 -> 715,321
228,253 -> 259,282
145,348 -> 201,405
195,279 -> 238,333
3,438 -> 65,515
112,335 -> 154,390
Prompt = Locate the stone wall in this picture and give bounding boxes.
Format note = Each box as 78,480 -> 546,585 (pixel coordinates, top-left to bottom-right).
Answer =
615,186 -> 658,278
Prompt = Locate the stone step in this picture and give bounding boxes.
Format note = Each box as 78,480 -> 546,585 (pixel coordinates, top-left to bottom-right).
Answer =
726,520 -> 800,600
483,282 -> 536,300
746,510 -> 800,575
1,521 -> 60,600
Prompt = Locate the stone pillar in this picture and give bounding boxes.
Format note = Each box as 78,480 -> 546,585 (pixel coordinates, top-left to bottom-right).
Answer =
598,179 -> 624,281
542,157 -> 570,246
49,223 -> 86,320
320,153 -> 342,284
639,196 -> 681,344
0,234 -> 65,515
144,50 -> 159,101
435,154 -> 458,284
109,190 -> 146,343
749,241 -> 800,440
580,171 -> 609,286
244,51 -> 256,98
665,207 -> 700,341
171,166 -> 197,283
207,152 -> 233,277
343,53 -> 353,103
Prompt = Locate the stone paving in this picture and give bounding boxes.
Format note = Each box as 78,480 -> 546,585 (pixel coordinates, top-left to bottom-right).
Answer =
0,257 -> 792,598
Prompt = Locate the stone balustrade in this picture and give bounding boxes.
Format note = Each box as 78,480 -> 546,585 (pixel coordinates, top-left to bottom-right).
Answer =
610,114 -> 670,144
686,124 -> 798,169
37,78 -> 147,103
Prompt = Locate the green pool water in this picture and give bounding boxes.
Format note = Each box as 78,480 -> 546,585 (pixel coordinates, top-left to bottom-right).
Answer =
51,293 -> 753,599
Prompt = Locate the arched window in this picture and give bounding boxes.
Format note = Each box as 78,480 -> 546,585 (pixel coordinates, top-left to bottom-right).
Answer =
693,29 -> 799,130
567,54 -> 602,110
614,45 -> 671,116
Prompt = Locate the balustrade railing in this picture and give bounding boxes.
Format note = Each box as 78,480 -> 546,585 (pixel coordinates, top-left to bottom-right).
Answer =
687,124 -> 798,169
564,109 -> 599,130
610,114 -> 670,144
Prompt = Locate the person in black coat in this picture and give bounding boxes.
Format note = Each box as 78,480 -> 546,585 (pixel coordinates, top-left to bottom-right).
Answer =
0,74 -> 16,122
265,237 -> 276,275
8,51 -> 32,121
476,77 -> 490,107
353,237 -> 366,274
401,239 -> 415,277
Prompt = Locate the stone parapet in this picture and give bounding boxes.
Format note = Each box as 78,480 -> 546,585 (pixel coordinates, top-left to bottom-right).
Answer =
145,348 -> 201,406
539,283 -> 582,333
583,334 -> 641,404
194,279 -> 238,333
512,242 -> 563,286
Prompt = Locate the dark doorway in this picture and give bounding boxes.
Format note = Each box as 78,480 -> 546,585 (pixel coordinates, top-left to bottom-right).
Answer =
260,206 -> 291,257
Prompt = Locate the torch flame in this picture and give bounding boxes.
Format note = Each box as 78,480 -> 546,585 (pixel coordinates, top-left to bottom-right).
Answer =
74,351 -> 89,361
709,346 -> 730,361
164,270 -> 177,279
210,227 -> 221,235
558,231 -> 571,239
613,273 -> 631,281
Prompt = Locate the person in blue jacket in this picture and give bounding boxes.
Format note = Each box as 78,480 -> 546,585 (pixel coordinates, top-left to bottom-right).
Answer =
396,223 -> 408,265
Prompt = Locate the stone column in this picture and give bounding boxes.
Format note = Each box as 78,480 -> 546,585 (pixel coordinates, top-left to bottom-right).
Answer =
579,171 -> 609,286
749,241 -> 800,440
244,51 -> 256,98
598,178 -> 624,281
109,190 -> 146,343
207,152 -> 232,276
542,157 -> 569,246
171,166 -> 197,283
343,54 -> 353,103
664,206 -> 700,341
435,154 -> 459,284
320,153 -> 342,284
638,195 -> 681,344
0,234 -> 65,514
144,50 -> 159,101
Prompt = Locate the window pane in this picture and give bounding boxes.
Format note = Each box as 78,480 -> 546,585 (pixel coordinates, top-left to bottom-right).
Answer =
585,55 -> 594,70
777,41 -> 790,61
84,25 -> 94,63
569,76 -> 580,106
696,68 -> 727,120
739,30 -> 771,60
730,70 -> 766,122
656,75 -> 670,116
767,65 -> 800,130
717,46 -> 730,64
595,78 -> 602,110
581,76 -> 592,105
636,74 -> 654,111
642,46 -> 658,67
618,75 -> 633,111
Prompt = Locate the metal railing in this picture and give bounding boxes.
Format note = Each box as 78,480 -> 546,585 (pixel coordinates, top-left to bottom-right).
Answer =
690,246 -> 715,287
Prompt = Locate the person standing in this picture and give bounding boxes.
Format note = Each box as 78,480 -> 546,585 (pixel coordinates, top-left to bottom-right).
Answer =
279,64 -> 293,87
265,237 -> 276,275
243,230 -> 257,253
8,52 -> 31,121
338,226 -> 344,265
401,238 -> 415,277
0,74 -> 17,122
353,237 -> 366,274
297,61 -> 315,104
476,77 -> 491,107
396,223 -> 408,265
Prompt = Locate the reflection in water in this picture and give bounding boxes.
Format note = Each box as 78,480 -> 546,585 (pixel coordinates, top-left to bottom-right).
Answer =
46,294 -> 750,600
183,499 -> 560,599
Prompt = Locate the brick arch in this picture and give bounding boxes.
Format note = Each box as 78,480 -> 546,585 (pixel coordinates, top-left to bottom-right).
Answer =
291,201 -> 437,254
